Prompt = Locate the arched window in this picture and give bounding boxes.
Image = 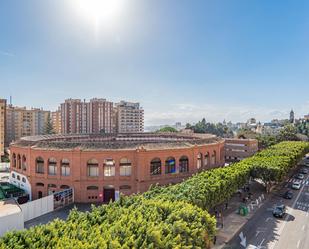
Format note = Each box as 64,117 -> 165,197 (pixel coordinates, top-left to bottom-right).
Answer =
104,159 -> 115,177
87,186 -> 99,190
22,177 -> 26,183
197,153 -> 202,169
36,182 -> 44,187
204,152 -> 210,167
22,155 -> 27,171
119,158 -> 131,176
61,159 -> 70,176
17,154 -> 21,169
12,173 -> 16,178
150,158 -> 161,175
87,159 -> 99,177
165,157 -> 176,174
211,151 -> 216,165
48,158 -> 57,175
120,185 -> 131,190
60,185 -> 70,189
12,153 -> 16,168
179,156 -> 189,173
36,157 -> 44,174
17,175 -> 20,181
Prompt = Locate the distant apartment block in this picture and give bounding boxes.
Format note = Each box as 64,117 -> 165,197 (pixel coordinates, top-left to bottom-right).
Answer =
0,99 -> 6,159
51,108 -> 62,134
224,138 -> 258,163
116,101 -> 144,133
5,105 -> 49,145
60,98 -> 115,134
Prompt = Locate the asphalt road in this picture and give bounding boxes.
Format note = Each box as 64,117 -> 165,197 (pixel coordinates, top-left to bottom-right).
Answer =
224,172 -> 309,249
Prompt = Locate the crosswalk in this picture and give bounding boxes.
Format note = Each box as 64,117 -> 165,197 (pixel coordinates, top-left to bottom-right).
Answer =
287,178 -> 309,185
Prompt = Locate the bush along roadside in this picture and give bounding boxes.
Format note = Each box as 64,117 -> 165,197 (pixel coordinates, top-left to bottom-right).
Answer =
1,141 -> 308,248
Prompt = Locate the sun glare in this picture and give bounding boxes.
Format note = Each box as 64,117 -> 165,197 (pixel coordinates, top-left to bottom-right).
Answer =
75,0 -> 125,27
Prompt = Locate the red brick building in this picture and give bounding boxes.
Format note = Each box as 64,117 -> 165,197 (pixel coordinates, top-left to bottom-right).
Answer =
10,133 -> 225,203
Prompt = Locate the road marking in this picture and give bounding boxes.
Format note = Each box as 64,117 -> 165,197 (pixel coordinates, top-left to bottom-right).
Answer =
297,240 -> 300,248
266,217 -> 272,222
271,176 -> 308,249
259,238 -> 265,247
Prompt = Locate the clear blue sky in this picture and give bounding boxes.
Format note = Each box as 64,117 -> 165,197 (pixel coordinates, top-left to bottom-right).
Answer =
1,0 -> 309,125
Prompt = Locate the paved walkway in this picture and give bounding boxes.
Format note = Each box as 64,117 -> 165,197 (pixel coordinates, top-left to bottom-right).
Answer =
212,165 -> 301,248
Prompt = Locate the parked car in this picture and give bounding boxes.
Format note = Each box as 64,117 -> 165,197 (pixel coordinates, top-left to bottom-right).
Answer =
295,173 -> 305,180
273,204 -> 286,218
300,168 -> 309,174
292,182 -> 301,190
283,190 -> 293,199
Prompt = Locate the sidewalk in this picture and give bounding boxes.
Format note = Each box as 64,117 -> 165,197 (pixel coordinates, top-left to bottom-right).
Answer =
212,180 -> 268,249
212,164 -> 302,248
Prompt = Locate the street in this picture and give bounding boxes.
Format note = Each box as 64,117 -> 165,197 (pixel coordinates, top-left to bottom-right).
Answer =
225,173 -> 309,249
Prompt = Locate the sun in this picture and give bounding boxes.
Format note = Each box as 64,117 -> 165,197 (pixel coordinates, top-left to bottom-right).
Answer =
75,0 -> 125,27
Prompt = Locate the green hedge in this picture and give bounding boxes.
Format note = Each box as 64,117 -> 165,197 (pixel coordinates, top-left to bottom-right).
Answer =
1,141 -> 308,248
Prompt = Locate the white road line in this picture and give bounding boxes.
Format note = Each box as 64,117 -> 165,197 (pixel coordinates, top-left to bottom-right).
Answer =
259,238 -> 265,247
297,240 -> 300,248
271,176 -> 308,249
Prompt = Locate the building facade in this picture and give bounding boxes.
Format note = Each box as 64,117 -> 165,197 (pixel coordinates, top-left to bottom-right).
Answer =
51,108 -> 62,134
0,99 -> 6,159
60,98 -> 115,134
10,133 -> 225,203
224,138 -> 258,163
116,101 -> 144,133
5,105 -> 49,146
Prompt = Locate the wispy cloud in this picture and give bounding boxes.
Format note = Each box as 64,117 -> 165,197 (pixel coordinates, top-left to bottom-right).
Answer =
0,50 -> 15,57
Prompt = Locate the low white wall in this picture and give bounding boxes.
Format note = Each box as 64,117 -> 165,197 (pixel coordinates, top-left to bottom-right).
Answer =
0,210 -> 24,237
20,195 -> 54,222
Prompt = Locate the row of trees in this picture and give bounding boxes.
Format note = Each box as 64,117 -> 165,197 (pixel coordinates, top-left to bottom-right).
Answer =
1,141 -> 308,248
186,118 -> 234,137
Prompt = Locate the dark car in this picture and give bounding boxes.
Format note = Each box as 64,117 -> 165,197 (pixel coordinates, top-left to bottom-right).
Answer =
283,191 -> 293,199
273,204 -> 286,218
300,168 -> 309,174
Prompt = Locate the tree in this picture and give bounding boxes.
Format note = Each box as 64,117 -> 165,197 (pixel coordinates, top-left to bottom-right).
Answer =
277,124 -> 299,142
44,113 -> 55,135
157,126 -> 178,133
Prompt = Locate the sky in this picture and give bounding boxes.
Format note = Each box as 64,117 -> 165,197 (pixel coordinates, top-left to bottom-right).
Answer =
1,0 -> 309,126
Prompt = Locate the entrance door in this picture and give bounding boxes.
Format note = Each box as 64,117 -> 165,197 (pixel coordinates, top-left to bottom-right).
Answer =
103,188 -> 115,203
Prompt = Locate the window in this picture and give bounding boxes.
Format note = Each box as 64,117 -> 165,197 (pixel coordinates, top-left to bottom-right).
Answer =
17,154 -> 21,169
48,158 -> 57,175
61,159 -> 70,176
104,159 -> 115,177
12,153 -> 16,168
119,158 -> 131,176
211,151 -> 216,165
36,182 -> 44,187
36,157 -> 44,174
204,153 -> 209,167
120,185 -> 131,190
38,191 -> 43,199
87,186 -> 98,190
165,157 -> 176,174
22,177 -> 26,183
179,156 -> 189,173
60,185 -> 70,189
150,158 -> 161,175
17,175 -> 20,180
22,155 -> 27,171
12,173 -> 15,178
87,159 -> 99,177
197,153 -> 202,169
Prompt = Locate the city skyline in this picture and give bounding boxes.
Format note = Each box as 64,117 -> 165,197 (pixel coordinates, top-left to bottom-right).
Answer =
1,0 -> 309,125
